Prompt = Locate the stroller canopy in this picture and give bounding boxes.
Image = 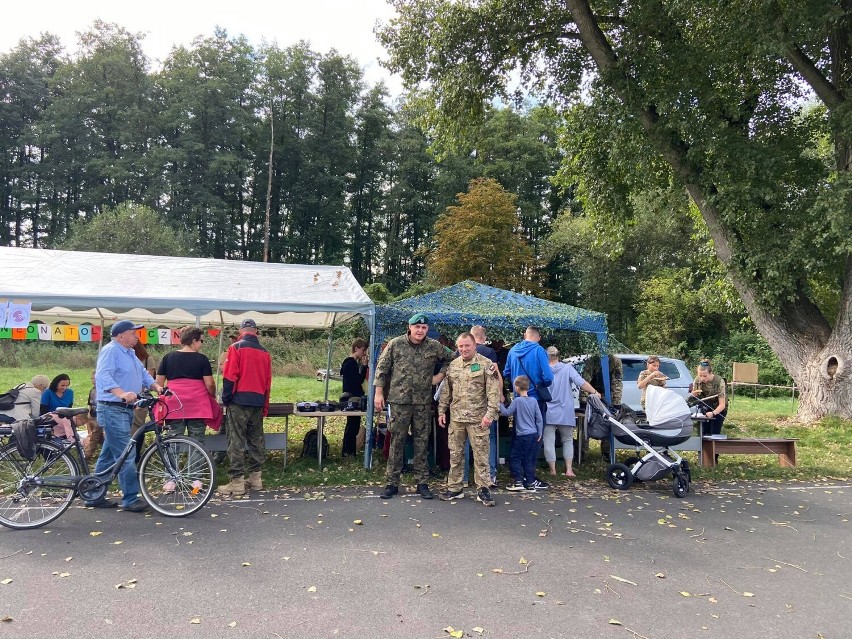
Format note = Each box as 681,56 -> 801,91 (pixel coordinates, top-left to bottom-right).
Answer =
646,386 -> 692,426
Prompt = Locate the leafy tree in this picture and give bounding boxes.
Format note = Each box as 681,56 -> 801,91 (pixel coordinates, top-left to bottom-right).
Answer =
349,83 -> 393,282
40,22 -> 154,237
58,203 -> 192,256
363,282 -> 394,303
379,0 -> 852,420
380,111 -> 439,293
0,35 -> 63,247
156,28 -> 258,258
429,177 -> 544,293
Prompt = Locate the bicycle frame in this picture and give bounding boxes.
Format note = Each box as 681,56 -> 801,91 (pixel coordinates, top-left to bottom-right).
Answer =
12,394 -> 180,496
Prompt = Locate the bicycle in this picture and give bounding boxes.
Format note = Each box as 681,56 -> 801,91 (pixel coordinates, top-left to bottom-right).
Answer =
0,390 -> 215,530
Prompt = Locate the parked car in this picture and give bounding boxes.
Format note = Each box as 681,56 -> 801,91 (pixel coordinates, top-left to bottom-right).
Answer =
315,369 -> 342,382
566,354 -> 694,411
617,354 -> 693,411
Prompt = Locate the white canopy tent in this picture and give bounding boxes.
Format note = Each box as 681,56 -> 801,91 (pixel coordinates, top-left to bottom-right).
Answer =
0,247 -> 377,466
0,247 -> 374,330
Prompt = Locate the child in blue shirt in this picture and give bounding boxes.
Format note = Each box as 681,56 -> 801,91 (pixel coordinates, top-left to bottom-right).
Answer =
499,375 -> 548,492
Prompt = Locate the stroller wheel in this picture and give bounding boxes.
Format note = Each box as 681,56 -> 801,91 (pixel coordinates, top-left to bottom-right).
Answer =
606,463 -> 633,490
673,473 -> 689,498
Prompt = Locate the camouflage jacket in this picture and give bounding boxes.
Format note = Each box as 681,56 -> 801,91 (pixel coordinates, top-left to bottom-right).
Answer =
438,353 -> 501,423
374,335 -> 453,405
691,374 -> 726,410
581,354 -> 623,406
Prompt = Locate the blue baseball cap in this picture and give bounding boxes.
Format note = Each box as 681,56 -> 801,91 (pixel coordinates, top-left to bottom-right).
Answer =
111,319 -> 143,337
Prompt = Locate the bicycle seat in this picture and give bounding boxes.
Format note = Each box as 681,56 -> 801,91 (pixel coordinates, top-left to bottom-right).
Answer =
55,407 -> 89,419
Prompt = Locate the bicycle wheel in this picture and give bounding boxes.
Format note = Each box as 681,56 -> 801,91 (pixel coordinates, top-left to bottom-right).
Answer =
0,441 -> 78,530
138,436 -> 214,517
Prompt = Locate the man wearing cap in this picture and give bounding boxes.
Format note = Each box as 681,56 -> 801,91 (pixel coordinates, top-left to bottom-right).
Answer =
374,313 -> 454,500
218,319 -> 273,496
90,319 -> 163,511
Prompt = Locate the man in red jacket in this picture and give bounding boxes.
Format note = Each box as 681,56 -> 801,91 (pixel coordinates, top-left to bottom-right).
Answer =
219,319 -> 272,496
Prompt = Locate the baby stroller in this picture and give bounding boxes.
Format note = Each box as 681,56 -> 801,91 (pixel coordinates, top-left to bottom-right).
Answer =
585,385 -> 692,498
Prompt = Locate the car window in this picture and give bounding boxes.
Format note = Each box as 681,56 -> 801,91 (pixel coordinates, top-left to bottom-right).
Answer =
620,359 -> 646,382
660,361 -> 680,380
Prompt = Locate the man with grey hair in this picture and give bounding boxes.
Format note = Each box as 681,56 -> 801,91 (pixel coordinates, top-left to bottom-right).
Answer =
0,375 -> 49,423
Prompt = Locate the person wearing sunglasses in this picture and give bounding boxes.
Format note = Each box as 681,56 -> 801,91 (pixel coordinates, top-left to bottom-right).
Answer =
156,326 -> 219,445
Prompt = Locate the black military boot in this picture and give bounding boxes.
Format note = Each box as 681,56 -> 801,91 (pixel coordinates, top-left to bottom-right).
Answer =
380,484 -> 399,499
416,483 -> 434,499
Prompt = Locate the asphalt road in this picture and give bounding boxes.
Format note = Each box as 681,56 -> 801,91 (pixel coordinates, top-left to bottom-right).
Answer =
0,478 -> 850,639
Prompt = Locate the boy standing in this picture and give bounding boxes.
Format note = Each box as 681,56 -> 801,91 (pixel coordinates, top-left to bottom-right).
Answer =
500,376 -> 546,492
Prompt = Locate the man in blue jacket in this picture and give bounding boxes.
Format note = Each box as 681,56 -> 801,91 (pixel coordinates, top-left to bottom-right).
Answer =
503,326 -> 553,424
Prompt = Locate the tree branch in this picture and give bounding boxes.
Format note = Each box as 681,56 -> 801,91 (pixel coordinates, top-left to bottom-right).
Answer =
774,14 -> 846,110
565,0 -> 833,369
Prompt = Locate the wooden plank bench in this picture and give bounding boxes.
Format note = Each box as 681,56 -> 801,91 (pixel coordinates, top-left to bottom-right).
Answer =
701,437 -> 797,468
203,402 -> 294,462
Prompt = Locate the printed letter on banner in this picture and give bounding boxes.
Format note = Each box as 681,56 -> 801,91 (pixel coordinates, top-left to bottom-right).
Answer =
52,325 -> 65,342
0,328 -> 11,340
12,328 -> 26,340
26,324 -> 38,340
91,325 -> 103,342
158,329 -> 170,344
146,328 -> 158,344
64,325 -> 79,342
136,328 -> 147,344
78,325 -> 91,342
38,324 -> 51,340
171,328 -> 181,344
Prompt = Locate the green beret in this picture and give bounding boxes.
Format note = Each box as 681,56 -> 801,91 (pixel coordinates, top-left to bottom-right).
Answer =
408,312 -> 429,325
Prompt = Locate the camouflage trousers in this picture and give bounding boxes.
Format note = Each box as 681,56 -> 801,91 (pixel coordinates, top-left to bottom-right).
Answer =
386,403 -> 432,486
447,420 -> 491,491
224,404 -> 266,478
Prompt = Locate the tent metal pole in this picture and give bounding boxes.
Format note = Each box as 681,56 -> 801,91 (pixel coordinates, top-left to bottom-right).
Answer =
364,312 -> 377,470
96,309 -> 105,353
216,311 -> 225,391
323,314 -> 337,403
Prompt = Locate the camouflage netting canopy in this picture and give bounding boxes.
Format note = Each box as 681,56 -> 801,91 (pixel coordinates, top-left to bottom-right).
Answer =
375,281 -> 608,346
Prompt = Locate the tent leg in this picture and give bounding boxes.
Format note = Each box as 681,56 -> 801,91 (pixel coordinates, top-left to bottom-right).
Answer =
323,316 -> 336,403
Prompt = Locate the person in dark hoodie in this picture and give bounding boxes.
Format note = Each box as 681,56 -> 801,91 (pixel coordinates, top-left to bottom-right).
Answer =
502,326 -> 553,424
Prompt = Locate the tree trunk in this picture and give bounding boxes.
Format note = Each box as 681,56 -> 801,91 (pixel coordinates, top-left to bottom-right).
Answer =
566,0 -> 852,421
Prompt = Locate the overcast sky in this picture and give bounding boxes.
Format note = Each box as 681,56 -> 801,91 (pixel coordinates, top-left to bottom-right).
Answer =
0,0 -> 401,91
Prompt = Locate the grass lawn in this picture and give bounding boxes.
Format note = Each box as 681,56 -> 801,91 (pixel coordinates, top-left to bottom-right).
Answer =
3,367 -> 849,488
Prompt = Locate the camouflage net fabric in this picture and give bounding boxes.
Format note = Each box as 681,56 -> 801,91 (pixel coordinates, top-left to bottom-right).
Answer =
376,281 -> 609,347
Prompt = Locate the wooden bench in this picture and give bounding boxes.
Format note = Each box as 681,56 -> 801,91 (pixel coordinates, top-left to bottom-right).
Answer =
203,402 -> 295,461
701,437 -> 797,468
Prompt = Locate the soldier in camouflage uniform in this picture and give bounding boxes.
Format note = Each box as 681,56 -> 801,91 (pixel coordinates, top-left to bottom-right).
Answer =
581,353 -> 623,460
374,313 -> 454,500
437,332 -> 501,506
